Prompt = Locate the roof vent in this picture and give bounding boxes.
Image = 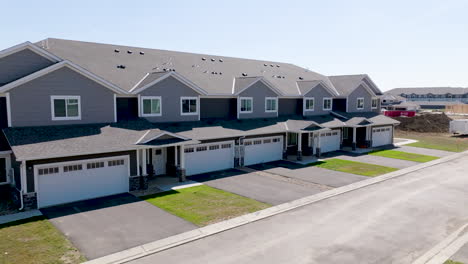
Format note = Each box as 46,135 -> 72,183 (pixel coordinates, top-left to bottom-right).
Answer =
203,70 -> 208,73
202,57 -> 206,61
127,50 -> 133,54
117,65 -> 126,69
270,64 -> 274,67
299,77 -> 303,80
139,51 -> 145,55
114,49 -> 120,53
264,63 -> 267,66
276,65 -> 280,67
282,76 -> 285,79
219,59 -> 223,62
219,72 -> 222,75
242,73 -> 248,77
163,68 -> 167,72
276,75 -> 282,79
211,58 -> 215,62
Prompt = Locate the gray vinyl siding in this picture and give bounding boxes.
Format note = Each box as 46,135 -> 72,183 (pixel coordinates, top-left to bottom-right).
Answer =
139,76 -> 200,122
0,49 -> 54,85
303,84 -> 334,116
279,99 -> 301,116
346,84 -> 373,112
25,150 -> 137,193
238,82 -> 277,119
9,67 -> 115,127
201,98 -> 236,119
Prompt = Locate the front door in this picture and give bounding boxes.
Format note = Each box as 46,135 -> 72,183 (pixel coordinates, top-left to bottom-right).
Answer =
153,149 -> 166,175
0,158 -> 5,183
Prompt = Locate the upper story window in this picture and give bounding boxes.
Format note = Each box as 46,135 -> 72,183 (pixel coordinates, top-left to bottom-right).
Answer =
357,97 -> 365,109
141,96 -> 162,116
323,98 -> 332,111
240,97 -> 253,113
51,96 -> 81,121
181,97 -> 198,115
265,97 -> 278,112
304,98 -> 315,111
371,98 -> 379,109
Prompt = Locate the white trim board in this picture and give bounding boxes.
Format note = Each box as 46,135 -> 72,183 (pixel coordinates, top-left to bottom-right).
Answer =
0,41 -> 61,62
234,77 -> 284,96
180,96 -> 199,116
129,71 -> 208,95
0,60 -> 128,95
50,95 -> 82,121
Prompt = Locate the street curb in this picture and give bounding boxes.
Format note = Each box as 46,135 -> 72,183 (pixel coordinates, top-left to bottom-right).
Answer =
0,210 -> 42,225
84,150 -> 468,264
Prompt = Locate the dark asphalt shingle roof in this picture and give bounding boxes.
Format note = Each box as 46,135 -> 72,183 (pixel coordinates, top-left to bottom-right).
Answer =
333,111 -> 400,126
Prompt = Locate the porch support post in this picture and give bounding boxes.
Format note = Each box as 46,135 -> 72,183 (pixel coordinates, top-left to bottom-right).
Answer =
141,149 -> 147,176
175,146 -> 179,166
316,133 -> 321,158
283,133 -> 288,159
352,127 -> 357,150
178,145 -> 186,182
297,132 -> 302,161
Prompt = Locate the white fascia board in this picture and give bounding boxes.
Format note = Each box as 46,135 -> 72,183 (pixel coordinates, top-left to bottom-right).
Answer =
0,41 -> 61,62
0,60 -> 128,95
136,131 -> 191,144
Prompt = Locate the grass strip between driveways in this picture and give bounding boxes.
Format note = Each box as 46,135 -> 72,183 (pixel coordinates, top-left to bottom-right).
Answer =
0,216 -> 85,264
142,185 -> 271,226
369,150 -> 439,163
309,158 -> 398,177
444,260 -> 464,264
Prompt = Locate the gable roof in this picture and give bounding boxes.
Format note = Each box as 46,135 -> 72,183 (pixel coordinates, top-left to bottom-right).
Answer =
0,60 -> 128,94
233,76 -> 283,96
35,38 -> 336,96
135,129 -> 190,144
0,41 -> 61,63
297,80 -> 338,96
328,74 -> 382,97
130,71 -> 208,95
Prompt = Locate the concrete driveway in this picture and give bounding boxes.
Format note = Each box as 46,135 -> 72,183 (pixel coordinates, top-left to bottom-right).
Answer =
189,169 -> 324,205
249,161 -> 368,188
396,145 -> 455,157
41,193 -> 196,260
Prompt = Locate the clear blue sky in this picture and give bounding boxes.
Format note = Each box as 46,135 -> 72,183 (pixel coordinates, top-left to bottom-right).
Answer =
2,0 -> 467,91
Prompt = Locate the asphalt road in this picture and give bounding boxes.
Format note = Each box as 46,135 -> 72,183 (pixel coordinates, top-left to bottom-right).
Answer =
131,152 -> 468,264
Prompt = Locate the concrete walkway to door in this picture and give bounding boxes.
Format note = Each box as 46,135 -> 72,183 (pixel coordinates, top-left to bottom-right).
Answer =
41,193 -> 196,260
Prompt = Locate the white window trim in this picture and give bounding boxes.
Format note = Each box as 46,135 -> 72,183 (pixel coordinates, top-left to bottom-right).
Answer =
323,97 -> 333,111
180,96 -> 199,116
357,97 -> 365,110
371,97 -> 379,109
304,97 -> 315,112
239,97 -> 253,114
50,95 -> 81,121
265,97 -> 278,113
140,96 -> 162,117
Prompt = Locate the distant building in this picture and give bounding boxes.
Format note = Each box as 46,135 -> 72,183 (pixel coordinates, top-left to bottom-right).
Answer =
384,87 -> 468,109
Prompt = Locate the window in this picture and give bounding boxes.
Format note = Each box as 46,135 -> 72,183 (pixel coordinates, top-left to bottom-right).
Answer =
108,160 -> 124,167
357,98 -> 365,109
323,98 -> 332,110
263,139 -> 271,144
240,97 -> 253,113
253,140 -> 262,145
371,98 -> 379,109
184,147 -> 194,153
87,162 -> 105,170
265,97 -> 278,112
272,138 -> 280,143
304,98 -> 315,111
51,96 -> 81,120
196,146 -> 207,152
209,145 -> 220,150
38,167 -> 59,175
244,141 -> 252,146
141,96 -> 161,116
221,143 -> 232,149
181,97 -> 198,115
64,164 -> 83,172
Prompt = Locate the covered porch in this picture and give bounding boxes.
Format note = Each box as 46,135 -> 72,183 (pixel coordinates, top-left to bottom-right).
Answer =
342,126 -> 372,150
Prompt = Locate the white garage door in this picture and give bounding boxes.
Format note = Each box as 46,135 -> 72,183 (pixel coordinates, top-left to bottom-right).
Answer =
244,136 -> 283,166
372,126 -> 393,147
185,141 -> 234,176
37,156 -> 130,208
320,130 -> 341,153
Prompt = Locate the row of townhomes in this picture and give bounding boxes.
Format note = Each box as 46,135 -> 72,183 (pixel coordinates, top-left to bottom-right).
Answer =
383,87 -> 468,109
0,38 -> 399,209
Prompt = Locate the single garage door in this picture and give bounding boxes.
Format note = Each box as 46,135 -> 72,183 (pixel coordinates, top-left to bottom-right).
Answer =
244,136 -> 283,166
372,126 -> 393,147
36,156 -> 130,208
320,130 -> 341,153
185,141 -> 234,176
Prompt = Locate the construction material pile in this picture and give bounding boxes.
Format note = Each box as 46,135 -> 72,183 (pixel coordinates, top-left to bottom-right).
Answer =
394,112 -> 452,133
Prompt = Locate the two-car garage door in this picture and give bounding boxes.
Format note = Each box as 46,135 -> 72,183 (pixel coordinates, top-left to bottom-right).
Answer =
244,136 -> 283,166
185,141 -> 235,176
36,156 -> 130,208
372,126 -> 393,147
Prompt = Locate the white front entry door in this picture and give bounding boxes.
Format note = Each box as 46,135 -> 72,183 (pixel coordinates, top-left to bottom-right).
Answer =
320,131 -> 341,153
185,141 -> 235,176
372,126 -> 393,147
244,136 -> 283,166
36,156 -> 130,208
153,148 -> 166,175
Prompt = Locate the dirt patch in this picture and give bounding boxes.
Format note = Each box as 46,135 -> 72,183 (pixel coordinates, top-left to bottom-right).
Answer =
394,112 -> 452,133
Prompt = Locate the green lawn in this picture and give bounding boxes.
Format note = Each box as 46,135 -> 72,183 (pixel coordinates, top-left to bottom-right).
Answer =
142,185 -> 271,226
0,216 -> 85,264
445,260 -> 464,264
396,131 -> 468,152
311,159 -> 398,177
369,150 -> 439,163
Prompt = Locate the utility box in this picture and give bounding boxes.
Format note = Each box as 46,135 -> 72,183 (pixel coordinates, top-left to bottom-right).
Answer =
450,119 -> 468,135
